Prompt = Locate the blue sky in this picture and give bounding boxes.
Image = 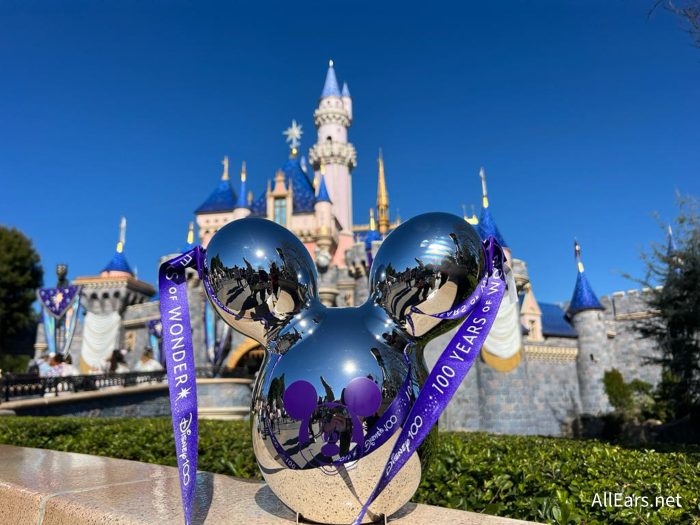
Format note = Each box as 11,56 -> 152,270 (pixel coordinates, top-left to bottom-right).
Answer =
1,1 -> 698,303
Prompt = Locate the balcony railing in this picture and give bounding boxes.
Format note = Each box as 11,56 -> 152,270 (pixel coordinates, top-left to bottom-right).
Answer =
0,367 -> 225,403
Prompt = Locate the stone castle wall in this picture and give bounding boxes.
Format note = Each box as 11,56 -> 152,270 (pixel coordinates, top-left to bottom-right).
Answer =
601,291 -> 662,387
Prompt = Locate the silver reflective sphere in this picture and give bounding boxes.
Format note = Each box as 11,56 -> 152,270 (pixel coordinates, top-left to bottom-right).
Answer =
370,212 -> 484,341
202,213 -> 483,524
203,218 -> 318,347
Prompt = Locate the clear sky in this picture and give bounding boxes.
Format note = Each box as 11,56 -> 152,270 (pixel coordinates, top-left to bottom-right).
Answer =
1,1 -> 698,304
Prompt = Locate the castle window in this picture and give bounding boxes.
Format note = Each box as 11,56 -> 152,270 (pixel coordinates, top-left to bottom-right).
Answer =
274,198 -> 287,226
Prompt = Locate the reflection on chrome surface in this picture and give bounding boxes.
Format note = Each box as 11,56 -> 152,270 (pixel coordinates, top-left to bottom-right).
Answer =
202,213 -> 484,523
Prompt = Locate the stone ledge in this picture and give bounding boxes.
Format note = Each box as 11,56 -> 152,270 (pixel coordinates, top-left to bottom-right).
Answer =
0,445 -> 539,525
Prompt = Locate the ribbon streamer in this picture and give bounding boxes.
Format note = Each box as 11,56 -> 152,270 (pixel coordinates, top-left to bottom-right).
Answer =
159,248 -> 201,525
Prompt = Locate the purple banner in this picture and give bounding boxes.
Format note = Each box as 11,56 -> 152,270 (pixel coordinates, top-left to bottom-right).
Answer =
352,238 -> 506,525
159,248 -> 200,525
38,285 -> 81,318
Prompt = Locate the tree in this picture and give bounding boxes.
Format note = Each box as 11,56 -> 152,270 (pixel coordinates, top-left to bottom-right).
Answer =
651,1 -> 700,47
0,226 -> 43,357
634,196 -> 700,420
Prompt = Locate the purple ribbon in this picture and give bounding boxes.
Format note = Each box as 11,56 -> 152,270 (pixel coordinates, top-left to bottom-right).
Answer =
352,238 -> 506,525
159,248 -> 201,525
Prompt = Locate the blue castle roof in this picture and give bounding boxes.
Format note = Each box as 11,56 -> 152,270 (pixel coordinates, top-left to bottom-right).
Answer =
365,229 -> 382,251
341,82 -> 351,97
195,178 -> 237,214
284,155 -> 316,213
321,62 -> 341,98
316,174 -> 332,203
103,251 -> 133,275
478,207 -> 508,247
241,155 -> 322,218
568,271 -> 604,315
235,177 -> 248,209
540,302 -> 577,337
249,190 -> 267,217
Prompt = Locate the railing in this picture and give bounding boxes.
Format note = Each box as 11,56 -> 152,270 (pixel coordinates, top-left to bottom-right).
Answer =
0,365 -> 255,404
0,371 -> 168,403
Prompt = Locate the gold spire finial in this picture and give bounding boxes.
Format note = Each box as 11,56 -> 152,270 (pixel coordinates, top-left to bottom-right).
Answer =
376,149 -> 390,234
240,161 -> 246,182
463,204 -> 479,225
116,216 -> 126,253
247,190 -> 253,206
187,222 -> 194,245
479,167 -> 489,208
221,156 -> 229,181
369,208 -> 377,231
329,59 -> 334,67
574,239 -> 584,273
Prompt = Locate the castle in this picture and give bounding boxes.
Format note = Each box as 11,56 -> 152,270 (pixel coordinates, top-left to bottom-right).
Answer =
34,61 -> 661,436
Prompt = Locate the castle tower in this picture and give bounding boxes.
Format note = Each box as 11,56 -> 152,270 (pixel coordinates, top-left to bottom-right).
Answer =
520,284 -> 543,341
309,60 -> 357,233
232,161 -> 251,220
376,150 -> 390,235
195,156 -> 237,248
71,218 -> 154,371
314,173 -> 333,234
568,239 -> 610,415
477,167 -> 508,255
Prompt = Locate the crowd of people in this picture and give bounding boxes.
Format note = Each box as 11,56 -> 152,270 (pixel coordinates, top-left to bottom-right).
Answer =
30,347 -> 163,377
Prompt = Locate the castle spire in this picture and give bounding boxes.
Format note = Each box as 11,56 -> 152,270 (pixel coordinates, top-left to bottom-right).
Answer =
116,216 -> 126,253
102,216 -> 133,275
568,239 -> 604,315
235,161 -> 249,209
480,166 -> 489,208
341,81 -> 351,97
369,208 -> 377,231
463,204 -> 479,225
221,156 -> 229,181
195,158 -> 237,214
316,174 -> 332,203
376,149 -> 390,234
477,167 -> 507,247
321,59 -> 341,98
186,221 -> 194,246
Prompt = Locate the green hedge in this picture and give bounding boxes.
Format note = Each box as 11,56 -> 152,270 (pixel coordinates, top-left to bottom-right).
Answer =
0,417 -> 698,524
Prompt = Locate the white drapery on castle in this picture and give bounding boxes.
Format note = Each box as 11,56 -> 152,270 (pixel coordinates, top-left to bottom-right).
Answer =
80,311 -> 121,371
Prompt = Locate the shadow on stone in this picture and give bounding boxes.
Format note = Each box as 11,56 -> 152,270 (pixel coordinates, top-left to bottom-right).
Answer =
193,471 -> 215,525
389,502 -> 418,521
254,484 -> 297,522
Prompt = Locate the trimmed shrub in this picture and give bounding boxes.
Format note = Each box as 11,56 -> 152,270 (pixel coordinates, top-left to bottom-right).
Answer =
0,418 -> 698,524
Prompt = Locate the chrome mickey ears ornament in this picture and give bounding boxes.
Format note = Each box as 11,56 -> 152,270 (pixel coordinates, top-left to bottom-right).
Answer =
159,212 -> 507,525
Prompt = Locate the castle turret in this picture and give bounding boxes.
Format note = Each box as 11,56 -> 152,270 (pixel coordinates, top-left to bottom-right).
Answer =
195,156 -> 237,247
376,150 -> 390,235
232,161 -> 251,220
309,60 -> 357,233
568,239 -> 610,415
477,168 -> 508,251
341,81 -> 352,121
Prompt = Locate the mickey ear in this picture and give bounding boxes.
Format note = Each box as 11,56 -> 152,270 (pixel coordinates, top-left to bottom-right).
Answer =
202,218 -> 319,346
369,212 -> 484,341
